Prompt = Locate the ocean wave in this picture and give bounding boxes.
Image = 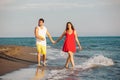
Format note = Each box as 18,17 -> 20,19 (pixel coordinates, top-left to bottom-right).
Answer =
76,54 -> 114,70
47,55 -> 114,80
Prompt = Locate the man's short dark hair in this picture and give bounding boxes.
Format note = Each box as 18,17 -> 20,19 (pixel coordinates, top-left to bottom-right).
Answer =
39,18 -> 44,23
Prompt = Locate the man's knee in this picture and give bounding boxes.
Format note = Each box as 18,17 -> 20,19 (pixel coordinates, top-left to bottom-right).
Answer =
37,53 -> 41,55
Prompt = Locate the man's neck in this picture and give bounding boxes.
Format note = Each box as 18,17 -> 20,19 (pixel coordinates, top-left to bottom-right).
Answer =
39,25 -> 44,29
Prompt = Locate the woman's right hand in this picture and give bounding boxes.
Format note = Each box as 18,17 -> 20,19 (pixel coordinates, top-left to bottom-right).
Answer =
79,46 -> 82,51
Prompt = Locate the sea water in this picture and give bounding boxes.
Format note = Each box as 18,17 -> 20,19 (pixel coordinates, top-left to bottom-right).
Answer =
0,37 -> 120,80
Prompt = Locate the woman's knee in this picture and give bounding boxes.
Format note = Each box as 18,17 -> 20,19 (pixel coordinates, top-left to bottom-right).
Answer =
68,51 -> 73,57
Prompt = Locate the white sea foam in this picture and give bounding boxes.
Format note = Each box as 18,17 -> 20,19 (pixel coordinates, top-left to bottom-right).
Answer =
60,51 -> 68,58
47,69 -> 68,80
47,45 -> 51,48
29,53 -> 37,55
76,55 -> 114,70
25,49 -> 115,80
47,55 -> 114,80
1,53 -> 114,80
47,48 -> 64,60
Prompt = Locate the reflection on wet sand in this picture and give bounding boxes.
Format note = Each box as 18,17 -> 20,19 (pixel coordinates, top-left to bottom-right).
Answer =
32,66 -> 45,80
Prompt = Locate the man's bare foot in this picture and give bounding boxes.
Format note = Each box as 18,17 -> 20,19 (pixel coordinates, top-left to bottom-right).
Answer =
43,63 -> 46,66
38,63 -> 41,67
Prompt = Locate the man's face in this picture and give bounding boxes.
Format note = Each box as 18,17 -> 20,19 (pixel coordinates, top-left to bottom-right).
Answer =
39,21 -> 44,26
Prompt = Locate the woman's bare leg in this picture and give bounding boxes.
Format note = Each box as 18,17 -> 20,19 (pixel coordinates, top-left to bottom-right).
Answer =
65,54 -> 70,68
68,51 -> 75,68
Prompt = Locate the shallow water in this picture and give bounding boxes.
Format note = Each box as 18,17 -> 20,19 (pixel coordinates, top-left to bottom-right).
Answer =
0,48 -> 116,80
0,37 -> 120,80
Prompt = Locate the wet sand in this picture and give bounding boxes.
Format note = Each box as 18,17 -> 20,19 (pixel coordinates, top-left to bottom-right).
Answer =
0,45 -> 37,76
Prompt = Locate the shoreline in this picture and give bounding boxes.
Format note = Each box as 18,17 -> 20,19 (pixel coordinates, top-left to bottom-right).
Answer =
0,45 -> 37,76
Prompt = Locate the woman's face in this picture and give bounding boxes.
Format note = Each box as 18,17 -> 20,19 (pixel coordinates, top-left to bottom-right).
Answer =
68,23 -> 72,29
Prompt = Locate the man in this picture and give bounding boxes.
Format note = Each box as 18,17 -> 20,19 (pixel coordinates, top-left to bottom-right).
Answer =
35,18 -> 54,66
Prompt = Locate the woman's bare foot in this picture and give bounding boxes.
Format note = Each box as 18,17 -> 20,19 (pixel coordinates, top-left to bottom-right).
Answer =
71,66 -> 75,69
65,65 -> 69,69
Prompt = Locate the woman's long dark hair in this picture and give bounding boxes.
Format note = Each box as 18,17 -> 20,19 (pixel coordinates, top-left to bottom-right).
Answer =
66,22 -> 75,31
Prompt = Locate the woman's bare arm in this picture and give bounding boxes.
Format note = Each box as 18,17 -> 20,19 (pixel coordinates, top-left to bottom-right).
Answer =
56,31 -> 66,43
74,30 -> 82,50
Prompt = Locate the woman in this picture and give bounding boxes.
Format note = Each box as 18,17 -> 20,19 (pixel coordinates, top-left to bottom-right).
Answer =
55,22 -> 82,68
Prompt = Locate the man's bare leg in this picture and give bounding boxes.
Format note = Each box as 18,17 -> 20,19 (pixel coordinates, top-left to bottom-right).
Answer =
43,54 -> 46,66
37,53 -> 41,66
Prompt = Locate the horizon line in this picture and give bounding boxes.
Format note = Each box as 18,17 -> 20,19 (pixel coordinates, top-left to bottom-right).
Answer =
0,35 -> 120,38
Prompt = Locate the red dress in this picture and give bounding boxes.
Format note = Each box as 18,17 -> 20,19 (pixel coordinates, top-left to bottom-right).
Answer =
62,30 -> 76,53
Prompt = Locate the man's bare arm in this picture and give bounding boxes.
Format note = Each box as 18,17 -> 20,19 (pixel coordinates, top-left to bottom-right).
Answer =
46,30 -> 55,43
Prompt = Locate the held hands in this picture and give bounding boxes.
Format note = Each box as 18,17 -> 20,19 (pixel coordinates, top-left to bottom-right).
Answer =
51,40 -> 57,44
51,40 -> 55,44
51,39 -> 58,44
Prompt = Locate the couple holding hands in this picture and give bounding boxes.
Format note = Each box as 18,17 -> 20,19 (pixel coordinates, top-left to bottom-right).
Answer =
35,18 -> 82,68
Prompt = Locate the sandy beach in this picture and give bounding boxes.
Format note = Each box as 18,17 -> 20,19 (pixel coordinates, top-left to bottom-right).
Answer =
0,45 -> 37,76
